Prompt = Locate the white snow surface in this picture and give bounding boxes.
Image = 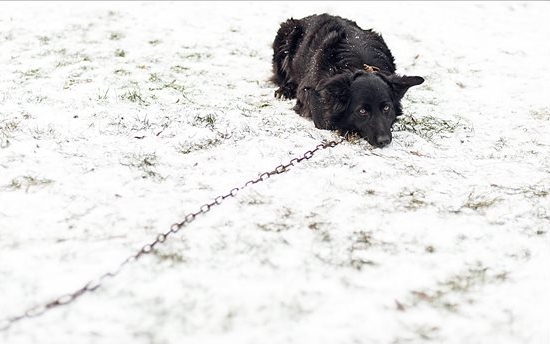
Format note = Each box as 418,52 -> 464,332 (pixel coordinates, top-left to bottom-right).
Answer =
1,1 -> 549,343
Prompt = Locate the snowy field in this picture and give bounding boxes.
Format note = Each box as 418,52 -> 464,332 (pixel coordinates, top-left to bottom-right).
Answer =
1,1 -> 549,343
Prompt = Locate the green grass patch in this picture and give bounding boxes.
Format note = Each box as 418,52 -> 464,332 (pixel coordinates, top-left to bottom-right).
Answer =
114,49 -> 126,58
121,152 -> 164,180
0,119 -> 19,148
121,88 -> 147,105
394,114 -> 465,141
109,32 -> 124,41
176,137 -> 222,154
6,175 -> 54,192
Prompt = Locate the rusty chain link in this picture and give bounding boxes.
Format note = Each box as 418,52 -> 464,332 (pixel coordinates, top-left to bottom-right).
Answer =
0,137 -> 344,331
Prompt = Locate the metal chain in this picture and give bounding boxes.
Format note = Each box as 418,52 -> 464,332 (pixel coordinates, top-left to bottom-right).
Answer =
0,137 -> 344,332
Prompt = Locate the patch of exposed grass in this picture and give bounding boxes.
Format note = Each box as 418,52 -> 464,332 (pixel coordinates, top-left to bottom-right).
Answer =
463,191 -> 500,212
239,191 -> 268,206
256,222 -> 291,232
115,49 -> 126,58
114,69 -> 131,76
316,229 -> 332,243
107,113 -> 170,136
350,230 -> 373,251
28,94 -> 48,103
399,189 -> 428,210
170,65 -> 189,73
177,50 -> 212,61
30,125 -> 57,140
443,266 -> 489,293
148,73 -> 161,82
18,68 -> 42,79
0,119 -> 20,148
97,88 -> 110,101
162,80 -> 186,94
153,251 -> 186,264
307,222 -> 327,231
149,79 -> 188,98
64,78 -> 92,89
406,263 -> 508,314
413,325 -> 441,341
121,88 -> 147,105
121,152 -> 164,180
106,114 -> 126,133
493,137 -> 508,151
37,35 -> 50,44
176,136 -> 223,155
410,290 -> 457,312
229,48 -> 259,58
148,78 -> 193,103
529,107 -> 550,120
109,32 -> 124,40
6,175 -> 54,192
394,114 -> 465,142
490,183 -> 549,198
153,116 -> 172,137
55,53 -> 92,68
349,257 -> 378,270
193,113 -> 217,129
131,114 -> 151,131
346,231 -> 395,270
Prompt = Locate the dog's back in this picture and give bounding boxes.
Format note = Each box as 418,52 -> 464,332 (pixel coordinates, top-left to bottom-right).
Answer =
271,14 -> 396,98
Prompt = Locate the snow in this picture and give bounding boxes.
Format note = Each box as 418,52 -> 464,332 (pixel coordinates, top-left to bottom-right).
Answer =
1,1 -> 549,343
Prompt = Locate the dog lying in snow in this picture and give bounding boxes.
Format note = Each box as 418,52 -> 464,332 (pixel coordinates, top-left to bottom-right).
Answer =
271,14 -> 424,148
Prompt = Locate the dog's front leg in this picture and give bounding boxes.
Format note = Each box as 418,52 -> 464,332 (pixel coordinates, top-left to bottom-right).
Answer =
308,88 -> 329,129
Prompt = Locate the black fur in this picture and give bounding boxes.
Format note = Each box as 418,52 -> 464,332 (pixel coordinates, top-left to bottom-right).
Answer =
271,14 -> 424,147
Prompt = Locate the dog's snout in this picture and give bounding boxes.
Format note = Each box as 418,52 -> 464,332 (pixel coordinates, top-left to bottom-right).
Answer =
376,134 -> 391,147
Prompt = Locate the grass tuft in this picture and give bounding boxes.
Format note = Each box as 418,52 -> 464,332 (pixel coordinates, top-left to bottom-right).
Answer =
121,152 -> 164,180
463,191 -> 500,211
153,251 -> 186,264
394,114 -> 466,141
409,263 -> 508,313
121,88 -> 147,105
115,49 -> 126,58
19,68 -> 42,79
193,113 -> 217,129
176,136 -> 223,155
6,175 -> 54,192
0,119 -> 20,148
109,32 -> 124,41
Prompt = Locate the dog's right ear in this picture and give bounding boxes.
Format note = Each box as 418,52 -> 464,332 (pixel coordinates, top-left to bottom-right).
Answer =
316,73 -> 353,115
387,74 -> 425,100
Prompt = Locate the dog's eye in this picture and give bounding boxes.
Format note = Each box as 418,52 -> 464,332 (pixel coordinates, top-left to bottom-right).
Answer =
358,108 -> 368,116
382,104 -> 391,112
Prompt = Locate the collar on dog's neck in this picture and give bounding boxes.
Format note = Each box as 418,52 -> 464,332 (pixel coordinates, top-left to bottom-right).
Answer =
363,64 -> 380,73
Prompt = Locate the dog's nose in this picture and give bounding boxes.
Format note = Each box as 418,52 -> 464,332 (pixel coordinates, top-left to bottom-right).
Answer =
376,135 -> 391,147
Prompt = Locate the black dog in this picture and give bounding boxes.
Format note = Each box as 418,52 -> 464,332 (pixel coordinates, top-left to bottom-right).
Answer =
271,14 -> 424,147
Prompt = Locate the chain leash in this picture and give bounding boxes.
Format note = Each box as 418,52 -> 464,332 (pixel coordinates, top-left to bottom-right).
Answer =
0,137 -> 344,331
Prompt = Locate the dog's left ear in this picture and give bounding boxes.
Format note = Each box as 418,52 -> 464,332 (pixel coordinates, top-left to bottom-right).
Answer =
316,73 -> 353,115
388,75 -> 424,100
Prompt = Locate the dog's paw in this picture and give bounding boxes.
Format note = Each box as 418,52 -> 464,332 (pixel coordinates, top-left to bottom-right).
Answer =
274,87 -> 294,100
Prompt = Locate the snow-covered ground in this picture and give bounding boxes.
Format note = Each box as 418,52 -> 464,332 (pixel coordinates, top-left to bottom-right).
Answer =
1,1 -> 549,343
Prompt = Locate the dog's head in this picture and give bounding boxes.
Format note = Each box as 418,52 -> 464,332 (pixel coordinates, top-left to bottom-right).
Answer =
316,71 -> 424,147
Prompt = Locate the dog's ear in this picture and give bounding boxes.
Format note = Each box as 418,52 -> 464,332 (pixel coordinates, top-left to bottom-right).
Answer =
387,75 -> 424,100
316,73 -> 353,115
